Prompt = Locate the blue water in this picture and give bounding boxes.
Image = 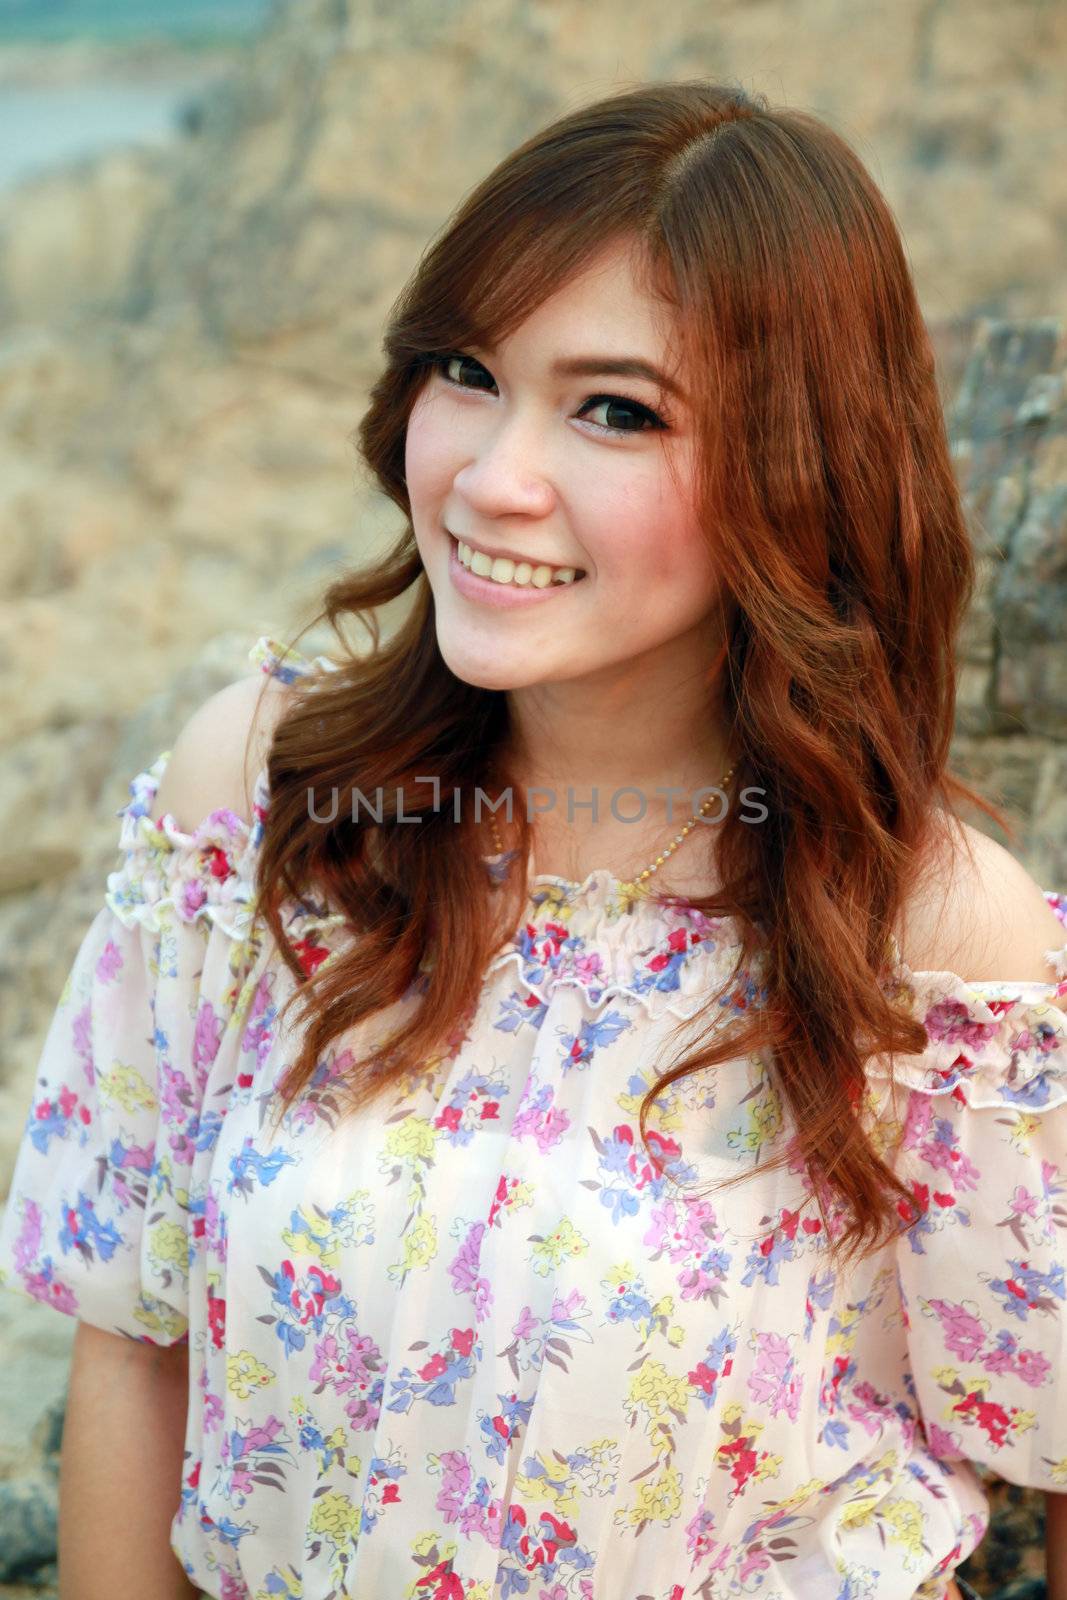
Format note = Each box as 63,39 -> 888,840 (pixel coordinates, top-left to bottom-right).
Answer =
0,1 -> 275,189
0,0 -> 273,46
0,76 -> 214,187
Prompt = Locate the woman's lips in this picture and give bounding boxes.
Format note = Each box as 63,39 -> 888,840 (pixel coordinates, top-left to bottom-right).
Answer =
447,534 -> 587,609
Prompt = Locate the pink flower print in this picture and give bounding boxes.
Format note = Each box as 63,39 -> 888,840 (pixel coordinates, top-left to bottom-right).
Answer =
572,950 -> 606,984
94,938 -> 124,984
199,1366 -> 224,1434
512,1080 -> 571,1154
927,1299 -> 986,1362
219,1571 -> 252,1600
513,1304 -> 538,1341
848,1380 -> 897,1439
193,999 -> 224,1077
747,1330 -> 803,1421
71,1002 -> 94,1085
924,996 -> 1000,1052
737,1544 -> 772,1584
925,1421 -> 961,1459
1010,1185 -> 1040,1220
179,878 -> 208,919
25,1270 -> 78,1317
447,1221 -> 493,1322
1014,1346 -> 1052,1388
13,1199 -> 44,1275
552,1287 -> 586,1322
432,1446 -> 504,1546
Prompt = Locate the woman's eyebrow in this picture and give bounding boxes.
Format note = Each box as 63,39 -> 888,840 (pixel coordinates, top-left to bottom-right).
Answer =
549,354 -> 684,399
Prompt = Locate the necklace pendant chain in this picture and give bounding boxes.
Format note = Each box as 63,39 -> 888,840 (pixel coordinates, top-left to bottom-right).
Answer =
485,762 -> 737,899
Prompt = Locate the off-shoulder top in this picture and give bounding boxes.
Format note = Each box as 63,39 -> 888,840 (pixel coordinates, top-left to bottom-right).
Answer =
1,634 -> 1066,1600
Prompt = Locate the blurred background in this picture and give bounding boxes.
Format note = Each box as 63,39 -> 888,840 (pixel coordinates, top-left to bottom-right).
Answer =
0,1 -> 1065,1593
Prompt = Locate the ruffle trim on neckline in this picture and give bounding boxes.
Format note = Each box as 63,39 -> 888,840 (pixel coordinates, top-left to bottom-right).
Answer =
102,637 -> 340,941
481,873 -> 758,1021
104,634 -> 1067,1069
868,895 -> 1067,1111
104,752 -> 264,940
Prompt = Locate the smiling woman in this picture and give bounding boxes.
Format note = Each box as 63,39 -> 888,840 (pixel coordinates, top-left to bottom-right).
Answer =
2,77 -> 1066,1600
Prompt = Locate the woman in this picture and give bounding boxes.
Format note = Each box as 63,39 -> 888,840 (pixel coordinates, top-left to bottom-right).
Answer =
2,80 -> 1065,1600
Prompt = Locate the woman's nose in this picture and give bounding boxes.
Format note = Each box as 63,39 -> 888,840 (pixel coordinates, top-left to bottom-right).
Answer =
452,415 -> 556,518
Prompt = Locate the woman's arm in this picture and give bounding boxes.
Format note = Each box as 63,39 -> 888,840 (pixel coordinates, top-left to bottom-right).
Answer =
1047,1491 -> 1067,1600
59,1320 -> 199,1600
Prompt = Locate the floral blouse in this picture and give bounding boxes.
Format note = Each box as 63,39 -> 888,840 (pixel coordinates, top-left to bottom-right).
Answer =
2,635 -> 1067,1600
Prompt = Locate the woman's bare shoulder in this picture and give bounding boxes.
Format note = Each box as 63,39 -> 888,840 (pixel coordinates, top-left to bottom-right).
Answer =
894,812 -> 1066,983
148,672 -> 298,832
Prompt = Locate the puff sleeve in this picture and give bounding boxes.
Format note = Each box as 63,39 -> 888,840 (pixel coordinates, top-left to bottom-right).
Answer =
882,891 -> 1067,1489
0,751 -> 265,1346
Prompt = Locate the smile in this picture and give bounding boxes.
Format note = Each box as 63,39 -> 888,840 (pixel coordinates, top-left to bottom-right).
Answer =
449,531 -> 586,589
447,533 -> 588,608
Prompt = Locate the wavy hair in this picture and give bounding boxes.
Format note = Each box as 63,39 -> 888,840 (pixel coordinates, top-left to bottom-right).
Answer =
247,79 -> 1007,1262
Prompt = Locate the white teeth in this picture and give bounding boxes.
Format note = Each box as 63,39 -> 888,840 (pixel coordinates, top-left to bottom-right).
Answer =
456,539 -> 583,588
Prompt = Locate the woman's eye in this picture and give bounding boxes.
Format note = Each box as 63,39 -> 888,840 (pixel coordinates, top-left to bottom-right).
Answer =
440,354 -> 495,392
579,394 -> 665,434
433,353 -> 667,436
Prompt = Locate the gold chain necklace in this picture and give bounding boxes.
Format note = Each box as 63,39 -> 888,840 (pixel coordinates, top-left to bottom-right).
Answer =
486,760 -> 737,902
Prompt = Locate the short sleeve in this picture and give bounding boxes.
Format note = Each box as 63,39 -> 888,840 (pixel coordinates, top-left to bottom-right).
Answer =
0,640 -> 293,1345
880,890 -> 1067,1488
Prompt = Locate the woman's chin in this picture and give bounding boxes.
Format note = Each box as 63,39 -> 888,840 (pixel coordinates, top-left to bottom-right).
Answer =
438,633 -> 547,691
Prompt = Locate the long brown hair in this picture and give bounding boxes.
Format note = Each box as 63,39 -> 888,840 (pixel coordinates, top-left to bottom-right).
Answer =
248,80 -> 1006,1262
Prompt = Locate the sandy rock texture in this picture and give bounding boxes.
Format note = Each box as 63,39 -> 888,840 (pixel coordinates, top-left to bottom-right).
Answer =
0,1 -> 1065,1596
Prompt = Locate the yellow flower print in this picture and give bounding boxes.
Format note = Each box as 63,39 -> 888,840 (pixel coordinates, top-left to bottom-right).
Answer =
726,1084 -> 782,1155
840,1495 -> 878,1529
614,1463 -> 684,1529
756,1454 -> 783,1481
763,1477 -> 824,1518
570,1438 -> 621,1497
513,1454 -> 582,1519
227,1349 -> 276,1400
98,1060 -> 157,1114
826,1307 -> 858,1357
884,1498 -> 924,1567
308,1489 -> 361,1543
625,1358 -> 690,1430
281,1191 -> 374,1266
666,1323 -> 686,1348
410,1531 -> 446,1559
529,1217 -> 588,1277
382,1114 -> 437,1164
388,1211 -> 438,1281
1050,1457 -> 1067,1487
601,1259 -> 638,1295
132,1294 -> 188,1342
146,1218 -> 189,1280
1006,1112 -> 1041,1154
1013,1411 -> 1037,1435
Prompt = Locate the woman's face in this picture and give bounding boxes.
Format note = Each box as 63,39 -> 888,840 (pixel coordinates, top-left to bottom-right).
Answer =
405,239 -> 720,693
